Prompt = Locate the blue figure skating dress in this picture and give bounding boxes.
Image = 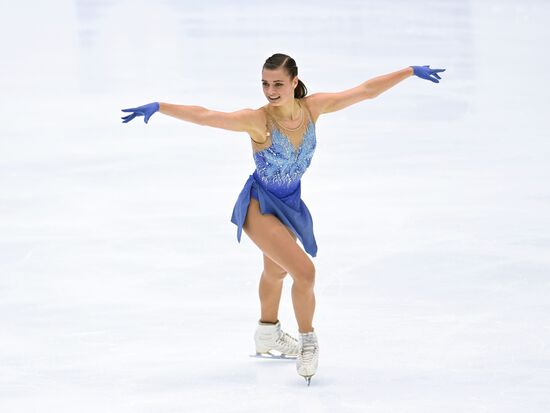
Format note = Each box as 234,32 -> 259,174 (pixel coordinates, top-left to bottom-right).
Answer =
230,98 -> 318,257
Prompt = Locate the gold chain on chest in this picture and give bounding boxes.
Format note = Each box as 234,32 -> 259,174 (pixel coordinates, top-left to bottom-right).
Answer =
266,101 -> 305,132
251,100 -> 311,150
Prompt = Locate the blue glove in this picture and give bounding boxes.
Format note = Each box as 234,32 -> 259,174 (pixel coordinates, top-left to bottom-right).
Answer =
121,102 -> 160,124
410,65 -> 446,83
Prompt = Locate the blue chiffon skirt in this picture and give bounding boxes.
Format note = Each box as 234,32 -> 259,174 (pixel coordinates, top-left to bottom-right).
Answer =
230,172 -> 318,257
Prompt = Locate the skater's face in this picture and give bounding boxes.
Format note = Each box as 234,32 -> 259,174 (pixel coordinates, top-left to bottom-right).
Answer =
262,68 -> 298,106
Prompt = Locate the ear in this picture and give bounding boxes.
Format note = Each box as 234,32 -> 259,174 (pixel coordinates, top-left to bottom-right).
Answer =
294,77 -> 299,88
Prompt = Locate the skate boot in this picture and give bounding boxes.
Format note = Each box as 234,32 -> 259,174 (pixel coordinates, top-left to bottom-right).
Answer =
253,320 -> 299,359
297,330 -> 319,386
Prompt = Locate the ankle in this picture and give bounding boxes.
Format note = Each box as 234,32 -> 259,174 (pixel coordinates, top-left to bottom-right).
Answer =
299,327 -> 314,334
259,319 -> 279,325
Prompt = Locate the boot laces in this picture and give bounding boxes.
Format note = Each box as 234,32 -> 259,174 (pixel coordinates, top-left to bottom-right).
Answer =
300,336 -> 318,362
275,331 -> 298,352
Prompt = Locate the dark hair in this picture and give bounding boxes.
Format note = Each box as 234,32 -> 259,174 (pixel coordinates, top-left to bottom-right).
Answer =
263,53 -> 308,99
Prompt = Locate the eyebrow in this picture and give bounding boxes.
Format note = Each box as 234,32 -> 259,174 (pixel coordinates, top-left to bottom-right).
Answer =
261,79 -> 285,82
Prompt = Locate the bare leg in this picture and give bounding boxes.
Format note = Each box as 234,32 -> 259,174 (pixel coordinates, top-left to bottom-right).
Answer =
258,270 -> 284,323
291,278 -> 316,333
244,198 -> 316,333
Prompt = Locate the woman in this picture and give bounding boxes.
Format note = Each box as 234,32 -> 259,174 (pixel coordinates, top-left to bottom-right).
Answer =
121,53 -> 445,385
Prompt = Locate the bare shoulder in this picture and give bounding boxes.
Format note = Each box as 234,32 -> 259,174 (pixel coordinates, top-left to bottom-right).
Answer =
302,94 -> 323,124
247,105 -> 270,145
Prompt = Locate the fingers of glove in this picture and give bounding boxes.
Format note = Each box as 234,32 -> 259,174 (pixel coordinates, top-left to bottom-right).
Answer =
122,111 -> 144,118
432,68 -> 446,73
129,110 -> 146,117
121,113 -> 136,120
428,76 -> 439,83
121,113 -> 138,123
121,107 -> 140,113
433,73 -> 442,80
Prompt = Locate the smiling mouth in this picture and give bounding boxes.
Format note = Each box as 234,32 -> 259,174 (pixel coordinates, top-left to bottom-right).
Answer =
268,96 -> 280,101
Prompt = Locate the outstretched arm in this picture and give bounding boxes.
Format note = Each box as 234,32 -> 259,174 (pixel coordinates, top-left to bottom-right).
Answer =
158,102 -> 209,125
307,65 -> 445,117
121,101 -> 256,132
364,67 -> 414,98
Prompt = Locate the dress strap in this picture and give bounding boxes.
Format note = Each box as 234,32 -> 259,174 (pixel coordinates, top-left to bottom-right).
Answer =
262,106 -> 276,130
261,106 -> 272,137
249,107 -> 271,145
299,98 -> 313,123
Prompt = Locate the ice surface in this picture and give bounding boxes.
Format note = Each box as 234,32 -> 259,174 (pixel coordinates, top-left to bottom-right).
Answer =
0,0 -> 549,412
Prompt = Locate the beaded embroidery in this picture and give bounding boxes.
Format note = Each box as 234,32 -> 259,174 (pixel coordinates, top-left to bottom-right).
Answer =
251,98 -> 317,198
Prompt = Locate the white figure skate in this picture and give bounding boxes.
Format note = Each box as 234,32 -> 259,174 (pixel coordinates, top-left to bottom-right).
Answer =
297,330 -> 319,386
250,320 -> 299,359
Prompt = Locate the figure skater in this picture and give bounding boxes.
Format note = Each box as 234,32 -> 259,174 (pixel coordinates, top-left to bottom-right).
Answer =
121,53 -> 445,385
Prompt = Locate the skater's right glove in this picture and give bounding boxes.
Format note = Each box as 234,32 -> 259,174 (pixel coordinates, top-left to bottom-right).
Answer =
121,102 -> 160,124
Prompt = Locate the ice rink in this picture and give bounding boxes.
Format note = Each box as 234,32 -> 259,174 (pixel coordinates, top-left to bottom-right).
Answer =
1,0 -> 549,411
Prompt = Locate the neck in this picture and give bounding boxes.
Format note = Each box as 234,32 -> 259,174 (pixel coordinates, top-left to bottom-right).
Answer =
269,98 -> 300,120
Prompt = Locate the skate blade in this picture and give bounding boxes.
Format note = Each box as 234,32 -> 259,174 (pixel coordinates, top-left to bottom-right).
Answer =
249,351 -> 297,360
303,376 -> 313,386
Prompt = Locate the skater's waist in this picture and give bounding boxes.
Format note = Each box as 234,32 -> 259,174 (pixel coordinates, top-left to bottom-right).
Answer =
251,171 -> 301,199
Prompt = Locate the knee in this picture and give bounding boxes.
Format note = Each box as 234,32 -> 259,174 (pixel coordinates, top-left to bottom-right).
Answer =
263,268 -> 287,281
292,261 -> 315,288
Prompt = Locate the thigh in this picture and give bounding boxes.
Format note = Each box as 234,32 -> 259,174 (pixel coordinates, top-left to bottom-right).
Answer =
263,229 -> 297,278
243,197 -> 314,280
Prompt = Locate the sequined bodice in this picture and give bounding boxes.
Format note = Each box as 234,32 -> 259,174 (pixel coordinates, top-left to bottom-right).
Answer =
252,100 -> 317,198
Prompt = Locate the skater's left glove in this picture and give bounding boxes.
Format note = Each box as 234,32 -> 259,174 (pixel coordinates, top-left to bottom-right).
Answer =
410,65 -> 446,83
